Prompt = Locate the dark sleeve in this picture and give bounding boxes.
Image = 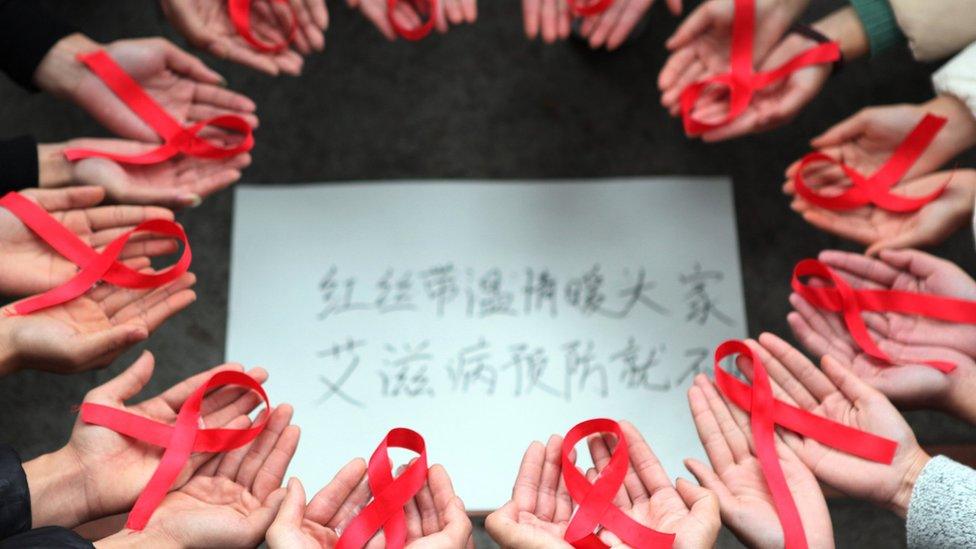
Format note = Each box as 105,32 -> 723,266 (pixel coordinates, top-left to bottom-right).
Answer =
0,526 -> 94,548
0,0 -> 78,91
0,136 -> 38,192
0,445 -> 30,540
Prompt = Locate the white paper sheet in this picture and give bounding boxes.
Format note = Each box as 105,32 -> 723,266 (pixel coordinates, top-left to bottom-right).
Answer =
227,178 -> 747,511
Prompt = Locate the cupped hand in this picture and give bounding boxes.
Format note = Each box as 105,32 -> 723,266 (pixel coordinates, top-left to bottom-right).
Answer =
685,371 -> 833,548
351,0 -> 473,41
577,0 -> 681,51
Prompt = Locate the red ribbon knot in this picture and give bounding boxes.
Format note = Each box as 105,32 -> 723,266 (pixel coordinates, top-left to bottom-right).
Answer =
228,0 -> 298,53
561,418 -> 675,549
335,428 -> 429,549
567,0 -> 614,17
388,0 -> 438,41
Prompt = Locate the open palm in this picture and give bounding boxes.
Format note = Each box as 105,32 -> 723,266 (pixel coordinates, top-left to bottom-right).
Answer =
0,187 -> 178,296
788,249 -> 976,406
72,38 -> 258,142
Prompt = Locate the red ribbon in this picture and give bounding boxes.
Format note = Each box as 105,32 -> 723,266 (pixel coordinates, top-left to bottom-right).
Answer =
567,0 -> 614,17
228,0 -> 298,53
714,340 -> 897,549
561,419 -> 675,549
792,259 -> 976,374
62,51 -> 254,165
679,0 -> 840,136
335,428 -> 429,549
388,0 -> 438,41
80,370 -> 271,530
794,114 -> 949,212
0,192 -> 191,315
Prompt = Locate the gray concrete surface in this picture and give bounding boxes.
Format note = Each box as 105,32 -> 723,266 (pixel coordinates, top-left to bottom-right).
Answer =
1,0 -> 975,547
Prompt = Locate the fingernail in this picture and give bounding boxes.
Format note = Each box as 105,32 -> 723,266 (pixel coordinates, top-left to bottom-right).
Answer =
181,194 -> 202,208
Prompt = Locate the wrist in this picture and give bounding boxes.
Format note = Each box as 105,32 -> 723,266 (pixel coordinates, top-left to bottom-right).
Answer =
924,95 -> 976,152
95,529 -> 183,549
814,6 -> 870,61
33,33 -> 101,100
945,366 -> 976,425
22,446 -> 93,528
37,143 -> 72,188
889,449 -> 930,519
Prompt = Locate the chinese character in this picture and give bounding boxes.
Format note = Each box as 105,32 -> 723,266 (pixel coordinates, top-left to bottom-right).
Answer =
380,342 -> 435,397
680,263 -> 733,326
318,267 -> 371,320
420,264 -> 460,317
610,338 -> 670,391
447,338 -> 498,395
604,267 -> 670,318
376,269 -> 417,314
503,343 -> 562,398
564,265 -> 608,316
314,338 -> 366,407
563,339 -> 608,398
523,268 -> 558,316
675,347 -> 711,386
474,268 -> 516,317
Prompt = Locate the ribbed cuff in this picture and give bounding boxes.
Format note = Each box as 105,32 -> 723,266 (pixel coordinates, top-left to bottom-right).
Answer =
0,136 -> 39,192
848,0 -> 905,56
0,444 -> 31,540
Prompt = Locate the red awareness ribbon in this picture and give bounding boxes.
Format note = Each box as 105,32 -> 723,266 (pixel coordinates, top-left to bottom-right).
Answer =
62,51 -> 254,165
388,0 -> 438,41
0,192 -> 191,315
679,0 -> 840,136
336,428 -> 429,549
792,259 -> 976,374
794,114 -> 948,212
561,419 -> 675,549
567,0 -> 614,17
228,0 -> 298,53
714,340 -> 897,549
80,370 -> 270,530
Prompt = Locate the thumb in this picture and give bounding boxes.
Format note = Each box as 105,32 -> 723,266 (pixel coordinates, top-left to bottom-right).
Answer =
87,350 -> 155,403
675,477 -> 717,513
865,229 -> 925,257
118,182 -> 201,209
74,324 -> 148,367
270,478 -> 307,530
439,496 -> 473,544
666,0 -> 682,15
250,487 -> 290,537
811,110 -> 869,148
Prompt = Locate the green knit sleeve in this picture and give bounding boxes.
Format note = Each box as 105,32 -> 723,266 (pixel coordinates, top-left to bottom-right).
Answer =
848,0 -> 906,56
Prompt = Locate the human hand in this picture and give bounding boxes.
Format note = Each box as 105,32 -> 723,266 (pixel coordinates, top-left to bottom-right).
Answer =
22,352 -> 270,529
161,0 -> 328,76
267,459 -> 472,547
0,187 -> 180,296
100,403 -> 298,548
576,0 -> 681,51
70,38 -> 258,142
42,139 -> 252,208
522,0 -> 571,43
585,420 -> 720,549
788,249 -> 976,416
685,373 -> 833,548
786,169 -> 976,254
658,0 -> 809,115
350,0 -> 473,41
740,333 -> 930,517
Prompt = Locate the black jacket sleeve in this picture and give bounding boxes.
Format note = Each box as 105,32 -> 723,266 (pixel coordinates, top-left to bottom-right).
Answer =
0,0 -> 78,91
0,526 -> 94,548
0,136 -> 38,193
0,445 -> 31,540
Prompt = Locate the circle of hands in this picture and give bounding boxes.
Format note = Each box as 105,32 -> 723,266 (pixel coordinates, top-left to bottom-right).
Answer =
0,187 -> 196,373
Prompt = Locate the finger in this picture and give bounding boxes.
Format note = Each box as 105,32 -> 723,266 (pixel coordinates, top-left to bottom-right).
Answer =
161,39 -> 224,85
820,354 -> 886,407
818,250 -> 901,287
540,0 -> 558,43
26,186 -> 106,211
152,362 -> 247,412
666,3 -> 713,50
106,271 -> 195,319
587,433 -> 632,509
217,407 -> 271,479
512,441 -> 545,512
81,205 -> 175,231
235,404 -> 295,489
535,434 -> 563,521
811,110 -> 869,148
687,382 -> 735,473
187,104 -> 259,129
305,458 -> 368,524
210,39 -> 281,75
269,477 -> 307,532
191,414 -> 253,477
71,324 -> 149,367
757,332 -> 837,404
84,350 -> 155,403
404,473 -> 424,541
619,420 -> 671,497
683,458 -> 736,506
192,82 -> 258,114
606,0 -> 650,50
787,310 -> 854,366
695,374 -> 752,463
200,367 -> 270,427
114,287 -> 197,334
523,0 -> 541,38
788,292 -> 855,350
414,471 -> 442,535
877,248 -> 953,280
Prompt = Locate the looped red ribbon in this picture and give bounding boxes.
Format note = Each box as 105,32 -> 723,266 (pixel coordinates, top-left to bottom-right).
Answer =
388,0 -> 439,41
561,419 -> 675,549
63,50 -> 254,165
80,370 -> 270,530
792,259 -> 976,374
679,0 -> 840,136
228,0 -> 298,53
714,340 -> 897,549
794,114 -> 948,212
0,192 -> 191,315
567,0 -> 614,17
336,428 -> 429,549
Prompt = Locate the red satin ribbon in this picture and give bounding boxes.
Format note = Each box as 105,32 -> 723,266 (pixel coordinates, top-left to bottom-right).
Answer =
228,0 -> 298,52
80,370 -> 270,530
567,0 -> 614,17
0,192 -> 191,315
561,419 -> 675,549
335,428 -> 429,549
792,259 -> 976,374
63,51 -> 254,165
388,0 -> 438,41
794,114 -> 948,212
679,0 -> 840,136
714,340 -> 897,549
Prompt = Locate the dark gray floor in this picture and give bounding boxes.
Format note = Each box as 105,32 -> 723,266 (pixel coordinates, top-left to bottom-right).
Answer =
2,1 -> 975,547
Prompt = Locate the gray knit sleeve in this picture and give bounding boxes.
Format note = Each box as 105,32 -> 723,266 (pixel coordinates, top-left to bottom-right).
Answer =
906,455 -> 976,548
